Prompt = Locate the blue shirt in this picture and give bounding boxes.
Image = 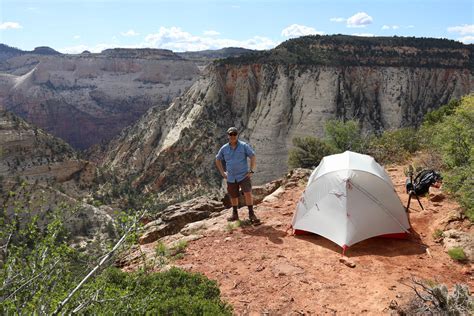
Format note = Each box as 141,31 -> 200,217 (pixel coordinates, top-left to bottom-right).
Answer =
216,140 -> 255,183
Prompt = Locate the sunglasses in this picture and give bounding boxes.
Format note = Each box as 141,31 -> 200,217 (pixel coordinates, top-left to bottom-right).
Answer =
228,133 -> 237,136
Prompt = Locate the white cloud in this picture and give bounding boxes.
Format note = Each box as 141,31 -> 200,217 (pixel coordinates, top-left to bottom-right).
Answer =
281,24 -> 324,38
73,35 -> 81,39
204,30 -> 220,36
0,22 -> 22,30
448,24 -> 474,35
382,24 -> 400,30
143,26 -> 277,51
352,33 -> 375,37
346,12 -> 373,28
458,35 -> 474,44
121,29 -> 140,37
330,17 -> 345,23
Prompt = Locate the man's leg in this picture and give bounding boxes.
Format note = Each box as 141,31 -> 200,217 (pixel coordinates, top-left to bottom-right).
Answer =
242,178 -> 259,223
227,182 -> 240,221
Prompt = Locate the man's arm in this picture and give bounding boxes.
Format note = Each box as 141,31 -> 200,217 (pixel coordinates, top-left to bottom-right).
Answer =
247,155 -> 256,178
215,159 -> 227,179
249,155 -> 256,172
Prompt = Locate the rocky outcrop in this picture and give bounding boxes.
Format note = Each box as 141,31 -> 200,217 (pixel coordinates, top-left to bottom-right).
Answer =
138,168 -> 311,245
139,196 -> 226,244
0,49 -> 200,149
101,36 -> 473,198
442,229 -> 474,262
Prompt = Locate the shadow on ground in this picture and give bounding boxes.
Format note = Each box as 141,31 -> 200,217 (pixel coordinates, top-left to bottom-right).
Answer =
241,225 -> 287,244
294,233 -> 427,257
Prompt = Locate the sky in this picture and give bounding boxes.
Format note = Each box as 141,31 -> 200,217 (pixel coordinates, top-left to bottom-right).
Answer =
1,0 -> 473,54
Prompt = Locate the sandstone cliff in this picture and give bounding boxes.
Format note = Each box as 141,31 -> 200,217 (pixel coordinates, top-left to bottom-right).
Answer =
0,48 -> 200,149
101,36 -> 473,198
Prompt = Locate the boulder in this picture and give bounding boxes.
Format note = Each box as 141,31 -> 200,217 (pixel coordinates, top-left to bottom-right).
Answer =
139,196 -> 225,244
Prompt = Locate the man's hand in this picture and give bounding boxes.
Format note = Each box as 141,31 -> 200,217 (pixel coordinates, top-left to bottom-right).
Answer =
247,170 -> 254,178
222,172 -> 228,179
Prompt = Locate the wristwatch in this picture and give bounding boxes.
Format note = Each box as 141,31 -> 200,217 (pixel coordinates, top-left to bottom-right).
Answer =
249,170 -> 254,174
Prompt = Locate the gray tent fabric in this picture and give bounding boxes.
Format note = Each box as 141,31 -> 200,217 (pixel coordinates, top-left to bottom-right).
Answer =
292,151 -> 410,248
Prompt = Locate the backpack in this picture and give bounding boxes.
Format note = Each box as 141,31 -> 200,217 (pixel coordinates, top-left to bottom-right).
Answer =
406,169 -> 442,196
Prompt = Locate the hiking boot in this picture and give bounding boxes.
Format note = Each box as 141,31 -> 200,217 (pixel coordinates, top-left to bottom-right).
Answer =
249,210 -> 260,224
227,209 -> 239,222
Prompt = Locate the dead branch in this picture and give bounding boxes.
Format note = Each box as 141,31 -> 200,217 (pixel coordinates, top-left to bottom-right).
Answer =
4,259 -> 60,301
52,209 -> 147,316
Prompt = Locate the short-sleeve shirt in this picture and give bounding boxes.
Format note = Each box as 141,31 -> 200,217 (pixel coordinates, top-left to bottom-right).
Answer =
216,140 -> 255,183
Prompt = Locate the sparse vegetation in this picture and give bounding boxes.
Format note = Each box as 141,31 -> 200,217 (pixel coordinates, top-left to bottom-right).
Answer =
432,229 -> 444,240
400,278 -> 473,315
221,35 -> 470,68
0,189 -> 231,314
448,247 -> 467,262
225,220 -> 241,232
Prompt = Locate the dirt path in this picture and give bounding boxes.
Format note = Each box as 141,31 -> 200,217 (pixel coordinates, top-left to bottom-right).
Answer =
132,165 -> 473,315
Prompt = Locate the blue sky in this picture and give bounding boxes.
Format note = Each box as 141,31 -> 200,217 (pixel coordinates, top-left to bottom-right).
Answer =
1,0 -> 473,54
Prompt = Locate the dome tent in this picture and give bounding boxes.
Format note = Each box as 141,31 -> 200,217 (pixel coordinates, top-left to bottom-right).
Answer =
292,151 -> 410,251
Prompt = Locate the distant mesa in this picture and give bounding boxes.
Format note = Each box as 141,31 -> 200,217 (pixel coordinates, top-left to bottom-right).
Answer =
177,47 -> 257,61
81,50 -> 92,55
32,46 -> 61,55
100,48 -> 180,59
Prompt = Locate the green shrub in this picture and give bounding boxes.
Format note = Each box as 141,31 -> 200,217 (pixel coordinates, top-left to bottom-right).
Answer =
448,247 -> 467,262
288,136 -> 336,169
0,189 -> 232,315
425,95 -> 473,221
423,98 -> 461,126
75,267 -> 233,315
324,119 -> 365,152
432,229 -> 444,239
367,127 -> 421,164
225,220 -> 241,232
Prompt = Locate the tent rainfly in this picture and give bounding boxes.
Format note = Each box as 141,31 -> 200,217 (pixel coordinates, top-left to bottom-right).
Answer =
292,151 -> 411,252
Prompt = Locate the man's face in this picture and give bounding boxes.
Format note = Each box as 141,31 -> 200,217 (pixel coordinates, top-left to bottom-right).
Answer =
228,132 -> 238,142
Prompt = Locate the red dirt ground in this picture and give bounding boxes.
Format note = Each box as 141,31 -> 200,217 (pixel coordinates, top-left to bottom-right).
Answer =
130,165 -> 473,315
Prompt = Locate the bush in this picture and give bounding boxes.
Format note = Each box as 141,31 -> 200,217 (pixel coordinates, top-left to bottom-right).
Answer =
448,247 -> 467,262
423,98 -> 461,126
367,127 -> 421,164
423,94 -> 473,221
400,278 -> 473,315
0,189 -> 232,315
432,229 -> 444,239
288,136 -> 336,169
74,267 -> 233,315
324,119 -> 365,152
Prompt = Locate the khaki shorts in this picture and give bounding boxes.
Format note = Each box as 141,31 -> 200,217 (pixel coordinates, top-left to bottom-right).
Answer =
227,176 -> 252,198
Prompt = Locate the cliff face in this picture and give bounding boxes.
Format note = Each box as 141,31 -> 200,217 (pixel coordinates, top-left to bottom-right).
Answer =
100,36 -> 473,197
0,49 -> 200,149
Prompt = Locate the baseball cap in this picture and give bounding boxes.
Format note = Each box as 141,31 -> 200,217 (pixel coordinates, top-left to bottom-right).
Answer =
227,127 -> 238,134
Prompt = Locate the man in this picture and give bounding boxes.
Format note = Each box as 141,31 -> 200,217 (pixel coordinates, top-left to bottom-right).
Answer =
215,127 -> 260,223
